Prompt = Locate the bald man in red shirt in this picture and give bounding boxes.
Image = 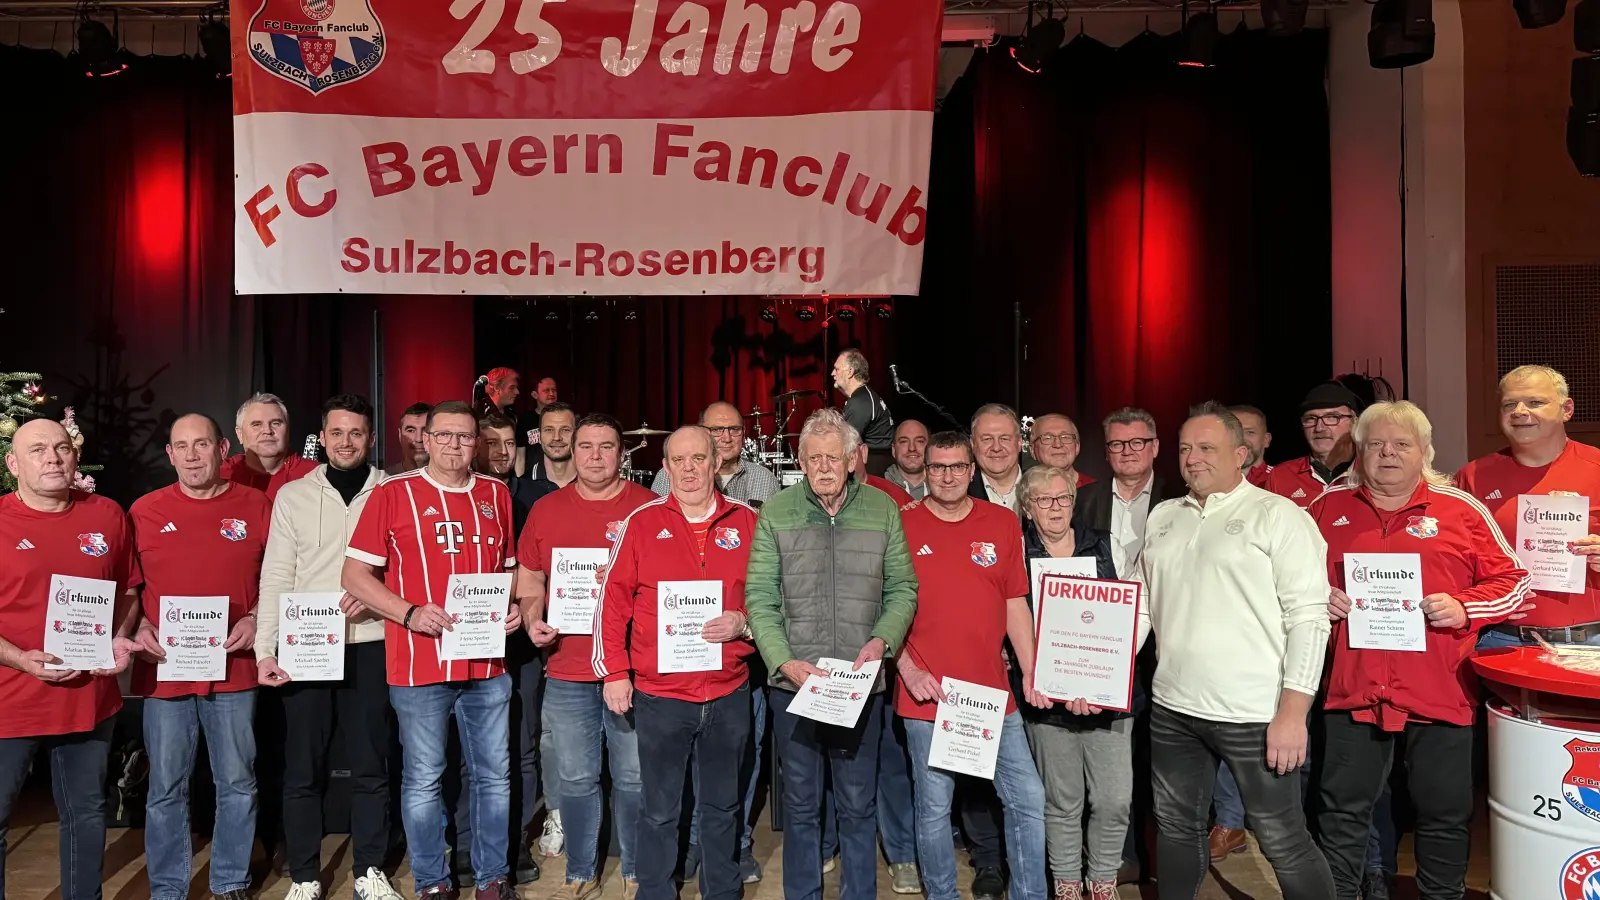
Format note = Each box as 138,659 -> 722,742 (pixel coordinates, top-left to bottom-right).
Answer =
1458,365 -> 1600,648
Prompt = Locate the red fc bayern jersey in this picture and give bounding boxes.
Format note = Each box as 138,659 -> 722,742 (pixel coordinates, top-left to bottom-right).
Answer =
1456,440 -> 1600,628
0,492 -> 138,739
222,454 -> 319,501
129,483 -> 273,698
865,474 -> 914,508
346,469 -> 516,687
896,499 -> 1029,721
516,481 -> 656,683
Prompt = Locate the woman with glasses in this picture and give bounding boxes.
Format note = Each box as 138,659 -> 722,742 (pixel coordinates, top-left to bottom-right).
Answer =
1010,465 -> 1130,900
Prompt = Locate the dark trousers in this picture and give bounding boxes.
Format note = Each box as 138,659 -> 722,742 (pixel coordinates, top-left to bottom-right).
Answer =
280,641 -> 393,882
635,685 -> 751,900
0,717 -> 114,900
773,691 -> 884,900
962,784 -> 1005,870
451,634 -> 543,862
1150,704 -> 1333,900
1317,712 -> 1472,900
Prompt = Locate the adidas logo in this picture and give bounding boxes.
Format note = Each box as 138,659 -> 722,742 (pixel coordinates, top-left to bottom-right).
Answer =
15,539 -> 35,550
1291,489 -> 1307,499
160,522 -> 177,533
917,544 -> 933,556
1332,516 -> 1350,527
422,506 -> 441,517
656,528 -> 673,539
1484,489 -> 1502,500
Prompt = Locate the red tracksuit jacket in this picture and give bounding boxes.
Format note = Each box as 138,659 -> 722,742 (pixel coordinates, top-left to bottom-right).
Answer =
592,493 -> 756,703
1309,482 -> 1530,729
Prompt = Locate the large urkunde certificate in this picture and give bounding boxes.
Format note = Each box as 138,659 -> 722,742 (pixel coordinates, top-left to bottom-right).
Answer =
1030,574 -> 1141,712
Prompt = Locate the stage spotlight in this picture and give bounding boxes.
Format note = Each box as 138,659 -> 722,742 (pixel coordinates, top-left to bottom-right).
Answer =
584,308 -> 600,323
834,301 -> 858,321
75,19 -> 127,77
795,304 -> 816,323
1011,8 -> 1065,73
1261,0 -> 1310,36
1369,0 -> 1435,68
1514,0 -> 1567,27
545,310 -> 560,322
504,308 -> 520,322
760,304 -> 778,323
1178,11 -> 1220,67
875,300 -> 894,320
624,308 -> 638,322
199,19 -> 232,76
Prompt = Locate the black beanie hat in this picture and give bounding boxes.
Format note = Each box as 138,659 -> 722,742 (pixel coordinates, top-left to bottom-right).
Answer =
1298,381 -> 1364,416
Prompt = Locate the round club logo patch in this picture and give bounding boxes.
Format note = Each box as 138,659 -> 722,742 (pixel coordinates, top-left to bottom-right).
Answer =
1560,847 -> 1600,900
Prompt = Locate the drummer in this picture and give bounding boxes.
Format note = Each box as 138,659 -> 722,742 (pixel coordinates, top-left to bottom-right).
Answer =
650,401 -> 782,505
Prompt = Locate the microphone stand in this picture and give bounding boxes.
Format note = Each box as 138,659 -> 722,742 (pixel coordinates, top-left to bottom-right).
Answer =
895,376 -> 963,430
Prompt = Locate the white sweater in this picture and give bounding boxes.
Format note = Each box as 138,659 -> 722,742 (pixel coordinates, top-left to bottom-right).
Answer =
255,465 -> 386,659
1130,480 -> 1331,724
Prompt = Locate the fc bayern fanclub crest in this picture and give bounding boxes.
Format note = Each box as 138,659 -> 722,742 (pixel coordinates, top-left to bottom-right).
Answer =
1561,848 -> 1600,900
78,532 -> 109,558
221,518 -> 249,542
1406,515 -> 1440,539
714,527 -> 741,551
247,0 -> 385,95
970,542 -> 997,568
1563,739 -> 1600,823
605,520 -> 624,543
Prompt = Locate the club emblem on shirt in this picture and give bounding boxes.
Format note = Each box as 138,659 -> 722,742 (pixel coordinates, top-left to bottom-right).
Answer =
970,542 -> 997,567
479,501 -> 496,521
1405,516 -> 1439,539
605,520 -> 625,543
220,519 -> 248,542
1225,519 -> 1246,535
714,527 -> 741,550
1562,739 -> 1600,824
77,532 -> 108,558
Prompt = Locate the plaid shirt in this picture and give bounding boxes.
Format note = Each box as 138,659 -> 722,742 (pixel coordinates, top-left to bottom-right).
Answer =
650,458 -> 782,504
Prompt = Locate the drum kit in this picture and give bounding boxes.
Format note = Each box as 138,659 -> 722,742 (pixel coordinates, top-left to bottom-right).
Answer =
616,388 -> 824,489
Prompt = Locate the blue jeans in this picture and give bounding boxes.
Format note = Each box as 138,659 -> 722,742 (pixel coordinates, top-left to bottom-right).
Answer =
773,690 -> 884,900
690,679 -> 766,852
392,675 -> 512,891
143,690 -> 259,899
545,677 -> 642,882
904,713 -> 1045,900
0,717 -> 114,900
450,645 -> 542,867
634,686 -> 751,900
876,697 -> 917,865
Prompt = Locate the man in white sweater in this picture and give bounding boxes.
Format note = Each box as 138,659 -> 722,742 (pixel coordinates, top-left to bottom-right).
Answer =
255,394 -> 400,900
1130,402 -> 1335,900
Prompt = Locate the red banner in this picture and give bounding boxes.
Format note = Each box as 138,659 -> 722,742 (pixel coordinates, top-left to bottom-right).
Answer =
232,0 -> 941,296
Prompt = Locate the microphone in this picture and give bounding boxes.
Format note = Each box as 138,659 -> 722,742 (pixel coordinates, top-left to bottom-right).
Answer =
890,364 -> 903,394
476,375 -> 489,386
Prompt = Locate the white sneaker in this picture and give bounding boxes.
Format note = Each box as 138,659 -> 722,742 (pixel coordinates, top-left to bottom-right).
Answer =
285,882 -> 321,900
354,867 -> 403,900
539,809 -> 566,858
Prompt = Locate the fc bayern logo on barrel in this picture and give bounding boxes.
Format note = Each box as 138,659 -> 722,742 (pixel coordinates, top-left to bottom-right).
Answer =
1560,847 -> 1600,900
1562,739 -> 1600,823
247,0 -> 386,95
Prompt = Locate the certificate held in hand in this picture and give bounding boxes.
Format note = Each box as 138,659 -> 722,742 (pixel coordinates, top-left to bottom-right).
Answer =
440,573 -> 512,662
657,581 -> 723,673
927,678 -> 1008,779
278,592 -> 347,681
785,658 -> 882,728
43,574 -> 116,671
1515,494 -> 1590,595
1030,574 -> 1141,712
1344,553 -> 1426,652
157,595 -> 229,682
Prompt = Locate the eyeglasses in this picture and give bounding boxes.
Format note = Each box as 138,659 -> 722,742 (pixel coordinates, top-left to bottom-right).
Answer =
927,462 -> 973,477
428,431 -> 477,445
1106,438 -> 1153,453
1034,433 -> 1079,447
706,426 -> 745,437
1030,494 -> 1074,509
1301,413 -> 1354,428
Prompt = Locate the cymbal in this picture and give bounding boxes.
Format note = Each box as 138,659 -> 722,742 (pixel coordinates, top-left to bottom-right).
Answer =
745,410 -> 779,419
773,389 -> 822,402
623,427 -> 671,437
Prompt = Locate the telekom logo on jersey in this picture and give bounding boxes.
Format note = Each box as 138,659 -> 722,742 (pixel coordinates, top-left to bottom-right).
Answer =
435,520 -> 466,554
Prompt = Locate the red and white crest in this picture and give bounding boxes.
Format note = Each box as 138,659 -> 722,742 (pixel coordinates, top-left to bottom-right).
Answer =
221,518 -> 249,542
246,0 -> 385,95
78,532 -> 108,558
970,542 -> 997,567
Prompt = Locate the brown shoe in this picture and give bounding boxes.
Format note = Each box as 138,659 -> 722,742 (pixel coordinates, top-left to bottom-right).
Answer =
1208,826 -> 1247,863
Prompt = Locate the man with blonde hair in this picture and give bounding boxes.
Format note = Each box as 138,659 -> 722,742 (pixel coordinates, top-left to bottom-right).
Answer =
1459,365 -> 1600,648
746,408 -> 918,900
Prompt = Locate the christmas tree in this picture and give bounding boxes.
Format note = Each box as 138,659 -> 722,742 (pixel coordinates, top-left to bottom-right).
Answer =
1,372 -> 99,493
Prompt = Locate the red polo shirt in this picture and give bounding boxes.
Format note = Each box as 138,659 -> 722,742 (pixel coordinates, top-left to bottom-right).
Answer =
0,492 -> 138,738
130,483 -> 273,698
896,499 -> 1029,720
1455,440 -> 1600,628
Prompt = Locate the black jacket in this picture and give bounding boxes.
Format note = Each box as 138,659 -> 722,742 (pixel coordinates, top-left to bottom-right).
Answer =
1071,473 -> 1185,534
1009,522 -> 1147,729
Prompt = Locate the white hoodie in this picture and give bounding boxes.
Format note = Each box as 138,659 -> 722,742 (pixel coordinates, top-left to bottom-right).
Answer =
255,464 -> 386,660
